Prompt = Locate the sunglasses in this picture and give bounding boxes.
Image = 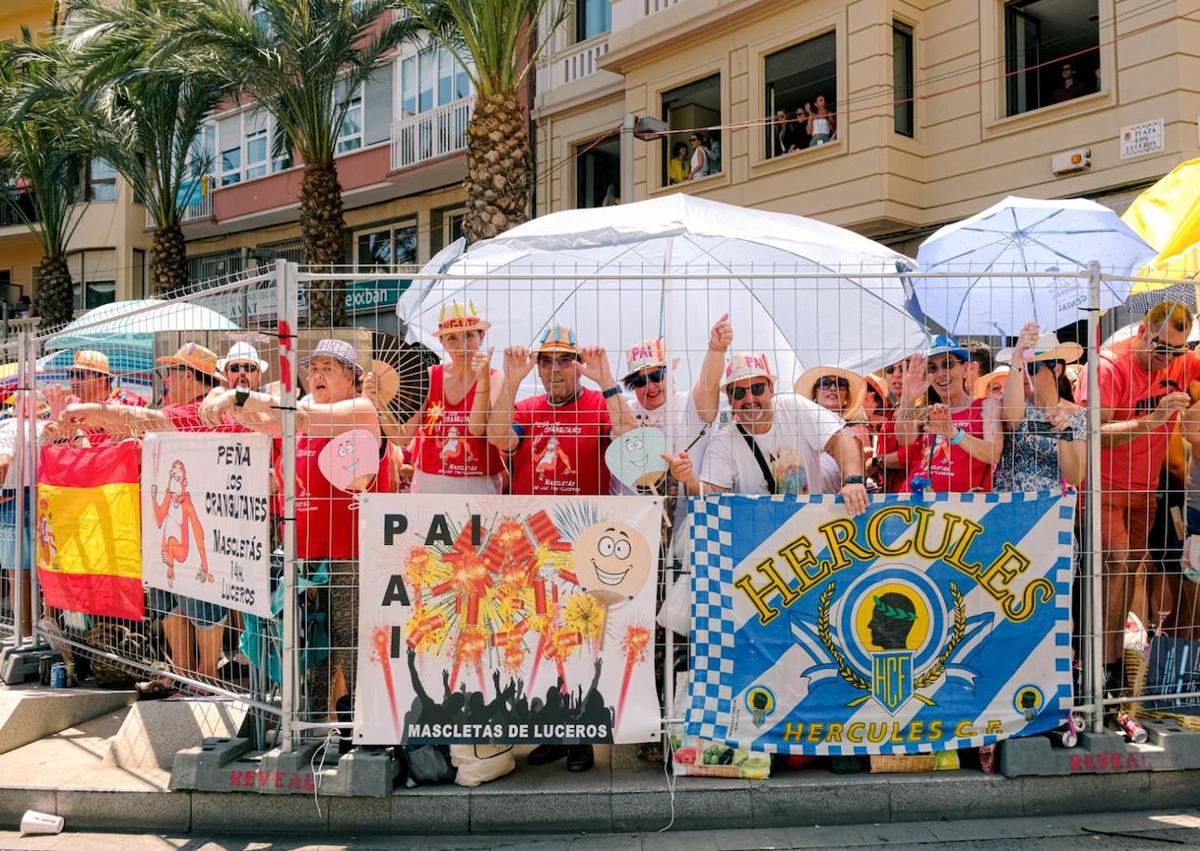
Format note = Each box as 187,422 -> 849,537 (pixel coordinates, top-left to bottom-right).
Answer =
816,377 -> 849,391
227,363 -> 259,374
537,354 -> 577,369
730,382 -> 768,402
1150,334 -> 1192,358
626,367 -> 665,390
883,364 -> 902,375
927,359 -> 962,374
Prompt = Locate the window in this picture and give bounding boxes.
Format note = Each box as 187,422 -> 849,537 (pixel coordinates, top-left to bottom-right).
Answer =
218,113 -> 242,186
893,23 -> 915,137
86,158 -> 117,202
355,221 -> 418,270
431,207 -> 465,253
245,111 -> 269,180
363,64 -> 394,148
762,33 -> 837,159
661,75 -> 722,186
576,0 -> 611,42
132,249 -> 148,299
1005,0 -> 1099,116
576,136 -> 621,208
399,47 -> 472,117
187,249 -> 242,286
68,249 -> 117,311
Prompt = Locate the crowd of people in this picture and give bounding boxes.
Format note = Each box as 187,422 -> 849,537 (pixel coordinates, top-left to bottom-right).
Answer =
769,95 -> 837,158
6,296 -> 1200,772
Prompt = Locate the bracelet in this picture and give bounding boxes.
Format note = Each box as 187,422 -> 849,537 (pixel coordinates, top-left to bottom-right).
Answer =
949,428 -> 966,445
602,385 -> 622,399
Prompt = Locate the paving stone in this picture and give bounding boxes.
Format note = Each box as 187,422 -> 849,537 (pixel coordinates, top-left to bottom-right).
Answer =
567,832 -> 643,851
1020,771 -> 1151,816
191,790 -> 328,833
858,821 -> 941,845
784,825 -> 869,848
750,773 -> 889,828
0,787 -> 55,824
641,830 -> 719,851
1149,769 -> 1200,809
391,785 -> 470,834
889,771 -> 1023,822
326,795 -> 392,833
470,789 -> 611,833
53,789 -> 190,832
711,826 -> 791,849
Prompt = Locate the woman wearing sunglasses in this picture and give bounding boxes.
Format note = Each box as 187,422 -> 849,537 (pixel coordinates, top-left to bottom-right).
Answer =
795,366 -> 871,492
994,324 -> 1086,492
894,335 -> 1004,493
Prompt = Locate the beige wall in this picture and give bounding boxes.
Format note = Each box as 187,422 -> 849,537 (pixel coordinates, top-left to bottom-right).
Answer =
536,0 -> 1200,238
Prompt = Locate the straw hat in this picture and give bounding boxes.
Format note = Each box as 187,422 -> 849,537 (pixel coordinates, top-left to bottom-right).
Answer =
536,325 -> 580,356
794,366 -> 867,416
996,331 -> 1083,365
434,301 -> 490,337
217,341 -> 269,374
622,338 -> 667,382
722,352 -> 775,388
156,342 -> 225,382
369,359 -> 400,406
863,373 -> 890,412
68,350 -> 112,378
973,366 -> 1011,400
301,338 -> 363,376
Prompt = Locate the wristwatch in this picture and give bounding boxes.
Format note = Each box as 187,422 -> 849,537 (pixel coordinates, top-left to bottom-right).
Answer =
602,385 -> 622,399
234,387 -> 251,408
843,474 -> 865,486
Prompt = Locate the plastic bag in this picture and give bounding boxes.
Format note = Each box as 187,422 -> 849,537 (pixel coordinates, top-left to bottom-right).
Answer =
451,744 -> 515,787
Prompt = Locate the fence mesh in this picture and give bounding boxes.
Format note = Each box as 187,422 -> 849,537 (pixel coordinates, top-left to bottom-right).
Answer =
4,259 -> 1200,767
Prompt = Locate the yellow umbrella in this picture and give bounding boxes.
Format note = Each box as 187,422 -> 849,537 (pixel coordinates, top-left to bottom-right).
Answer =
1123,157 -> 1200,290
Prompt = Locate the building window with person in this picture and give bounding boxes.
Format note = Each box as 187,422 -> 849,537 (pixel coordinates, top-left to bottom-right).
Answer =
661,75 -> 721,185
763,32 -> 837,158
1005,0 -> 1099,115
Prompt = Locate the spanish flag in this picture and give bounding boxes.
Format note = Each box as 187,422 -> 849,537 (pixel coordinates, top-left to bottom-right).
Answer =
38,442 -> 143,620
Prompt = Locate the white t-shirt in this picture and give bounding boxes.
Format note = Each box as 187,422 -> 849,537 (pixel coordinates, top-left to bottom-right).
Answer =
701,394 -> 846,495
0,417 -> 45,489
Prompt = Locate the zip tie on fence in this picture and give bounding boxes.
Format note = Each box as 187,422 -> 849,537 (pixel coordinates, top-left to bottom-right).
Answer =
269,405 -> 298,412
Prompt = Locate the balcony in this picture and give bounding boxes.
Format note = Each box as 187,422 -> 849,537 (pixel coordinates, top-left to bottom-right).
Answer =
144,178 -> 215,229
391,96 -> 474,171
541,35 -> 612,92
643,0 -> 680,14
0,193 -> 37,230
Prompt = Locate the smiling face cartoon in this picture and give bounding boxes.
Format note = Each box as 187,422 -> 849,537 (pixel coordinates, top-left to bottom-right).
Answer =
574,521 -> 652,606
604,427 -> 667,491
317,428 -> 381,492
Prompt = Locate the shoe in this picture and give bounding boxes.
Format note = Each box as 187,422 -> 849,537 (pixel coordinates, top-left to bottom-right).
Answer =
335,694 -> 353,753
527,744 -> 568,765
566,744 -> 594,772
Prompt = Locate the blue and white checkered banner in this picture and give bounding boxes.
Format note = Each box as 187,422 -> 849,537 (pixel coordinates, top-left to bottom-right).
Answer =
686,492 -> 1075,755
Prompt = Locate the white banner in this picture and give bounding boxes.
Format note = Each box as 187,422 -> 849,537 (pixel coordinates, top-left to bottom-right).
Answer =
353,494 -> 663,745
141,432 -> 272,618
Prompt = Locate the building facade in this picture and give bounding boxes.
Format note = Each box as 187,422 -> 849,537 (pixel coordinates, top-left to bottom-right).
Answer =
534,0 -> 1200,254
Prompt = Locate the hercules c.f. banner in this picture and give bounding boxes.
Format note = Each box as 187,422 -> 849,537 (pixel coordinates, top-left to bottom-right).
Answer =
687,492 -> 1075,755
353,495 -> 662,745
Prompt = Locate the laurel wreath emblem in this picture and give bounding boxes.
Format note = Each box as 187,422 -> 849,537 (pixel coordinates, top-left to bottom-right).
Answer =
816,580 -> 967,694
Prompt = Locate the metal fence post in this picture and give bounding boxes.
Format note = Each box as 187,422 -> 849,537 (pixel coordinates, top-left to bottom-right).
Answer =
278,260 -> 300,752
1086,261 -> 1104,732
11,332 -> 26,647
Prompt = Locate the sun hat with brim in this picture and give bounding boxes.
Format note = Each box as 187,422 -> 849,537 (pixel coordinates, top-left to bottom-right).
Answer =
217,341 -> 269,374
723,352 -> 775,388
68,349 -> 112,378
536,324 -> 579,356
973,366 -> 1011,400
300,338 -> 363,375
370,359 -> 400,406
926,335 -> 969,362
156,342 -> 225,382
996,332 -> 1083,365
863,373 -> 889,407
794,366 -> 867,416
622,338 -> 667,381
434,301 -> 490,337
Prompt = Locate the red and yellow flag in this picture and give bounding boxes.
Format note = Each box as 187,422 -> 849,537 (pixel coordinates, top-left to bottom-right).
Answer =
37,442 -> 143,620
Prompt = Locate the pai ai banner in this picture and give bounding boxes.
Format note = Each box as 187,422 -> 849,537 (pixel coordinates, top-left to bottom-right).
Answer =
687,492 -> 1075,755
353,495 -> 662,746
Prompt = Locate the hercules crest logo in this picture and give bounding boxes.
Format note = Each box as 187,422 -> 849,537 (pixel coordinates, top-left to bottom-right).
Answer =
812,568 -> 968,715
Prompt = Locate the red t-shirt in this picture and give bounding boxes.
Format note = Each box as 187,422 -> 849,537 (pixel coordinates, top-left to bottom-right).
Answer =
161,398 -> 248,434
877,416 -> 921,493
510,389 -> 612,496
1076,346 -> 1200,491
295,433 -> 392,560
909,398 -> 993,493
411,365 -> 504,478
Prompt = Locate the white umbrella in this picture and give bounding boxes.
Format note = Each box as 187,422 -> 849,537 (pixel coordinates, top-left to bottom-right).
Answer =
914,195 -> 1159,336
396,195 -> 925,392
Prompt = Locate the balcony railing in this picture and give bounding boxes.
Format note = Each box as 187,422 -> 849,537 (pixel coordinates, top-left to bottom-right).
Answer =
391,96 -> 474,171
644,0 -> 679,14
0,193 -> 37,229
145,180 -> 214,228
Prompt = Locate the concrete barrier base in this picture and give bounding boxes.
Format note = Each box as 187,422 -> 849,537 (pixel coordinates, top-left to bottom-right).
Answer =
0,684 -> 133,754
105,697 -> 249,771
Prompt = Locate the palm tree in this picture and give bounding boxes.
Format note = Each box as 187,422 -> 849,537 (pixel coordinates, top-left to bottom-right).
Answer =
161,0 -> 413,327
397,0 -> 566,243
0,33 -> 89,329
61,0 -> 229,295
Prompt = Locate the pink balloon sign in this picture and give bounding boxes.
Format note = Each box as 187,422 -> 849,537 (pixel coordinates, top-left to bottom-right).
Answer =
317,429 -> 381,492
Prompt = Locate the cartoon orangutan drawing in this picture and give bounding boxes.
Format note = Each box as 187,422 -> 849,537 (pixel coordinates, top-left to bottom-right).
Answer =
36,496 -> 57,569
535,435 -> 572,476
151,459 -> 210,586
439,426 -> 477,466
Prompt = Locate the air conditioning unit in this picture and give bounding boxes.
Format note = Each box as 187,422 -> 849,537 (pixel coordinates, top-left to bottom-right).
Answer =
1051,149 -> 1091,176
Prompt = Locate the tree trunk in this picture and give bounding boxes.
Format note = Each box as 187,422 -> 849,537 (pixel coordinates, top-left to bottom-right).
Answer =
299,160 -> 346,329
34,254 -> 73,330
463,90 -> 529,244
151,222 -> 191,295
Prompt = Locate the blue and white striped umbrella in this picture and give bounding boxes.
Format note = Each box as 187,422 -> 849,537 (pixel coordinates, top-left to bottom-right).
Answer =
913,196 -> 1159,336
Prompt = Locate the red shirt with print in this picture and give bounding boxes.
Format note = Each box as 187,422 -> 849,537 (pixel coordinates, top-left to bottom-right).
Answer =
295,433 -> 392,560
877,416 -> 921,493
510,389 -> 611,496
908,398 -> 994,493
412,365 -> 505,478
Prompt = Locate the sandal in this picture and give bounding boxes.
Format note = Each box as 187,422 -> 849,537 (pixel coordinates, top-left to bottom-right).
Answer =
637,743 -> 664,763
135,679 -> 175,701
